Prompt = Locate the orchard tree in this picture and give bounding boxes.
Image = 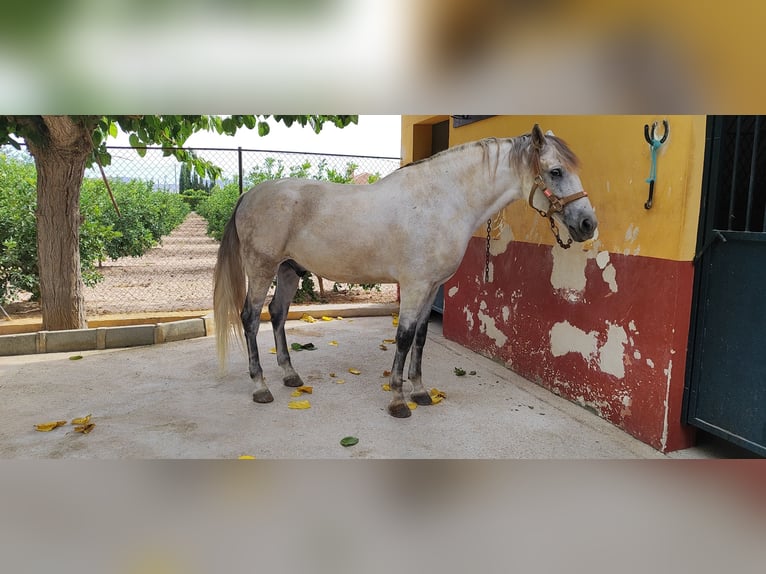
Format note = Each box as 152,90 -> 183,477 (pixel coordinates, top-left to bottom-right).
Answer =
0,115 -> 357,330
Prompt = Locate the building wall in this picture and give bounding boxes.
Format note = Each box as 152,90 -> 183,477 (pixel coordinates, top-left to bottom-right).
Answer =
401,115 -> 706,452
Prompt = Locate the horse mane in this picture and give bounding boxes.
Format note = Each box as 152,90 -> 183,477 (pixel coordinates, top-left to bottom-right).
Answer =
398,132 -> 580,174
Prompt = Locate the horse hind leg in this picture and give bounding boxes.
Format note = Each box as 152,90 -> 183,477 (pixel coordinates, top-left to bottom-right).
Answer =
241,274 -> 275,403
269,260 -> 306,388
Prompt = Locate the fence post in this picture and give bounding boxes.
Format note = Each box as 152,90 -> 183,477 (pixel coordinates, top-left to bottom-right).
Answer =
238,146 -> 243,195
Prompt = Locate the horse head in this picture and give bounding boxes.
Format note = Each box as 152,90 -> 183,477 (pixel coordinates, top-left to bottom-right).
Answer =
528,124 -> 598,246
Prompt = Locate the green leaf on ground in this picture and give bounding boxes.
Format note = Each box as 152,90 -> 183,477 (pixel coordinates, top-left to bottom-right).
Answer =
340,436 -> 359,447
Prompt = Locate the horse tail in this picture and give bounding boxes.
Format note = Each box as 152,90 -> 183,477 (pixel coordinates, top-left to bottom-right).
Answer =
214,201 -> 246,373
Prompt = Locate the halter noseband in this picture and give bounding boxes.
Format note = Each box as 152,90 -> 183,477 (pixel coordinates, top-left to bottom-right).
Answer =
528,173 -> 588,249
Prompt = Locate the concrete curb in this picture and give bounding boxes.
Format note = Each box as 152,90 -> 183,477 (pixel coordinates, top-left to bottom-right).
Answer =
0,302 -> 399,357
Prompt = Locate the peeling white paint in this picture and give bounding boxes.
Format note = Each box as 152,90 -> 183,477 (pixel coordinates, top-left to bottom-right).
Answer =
477,310 -> 508,347
463,306 -> 475,331
486,261 -> 494,282
602,264 -> 618,293
501,306 -> 510,323
661,360 -> 673,451
624,224 -> 639,243
489,223 -> 514,256
550,321 -> 599,359
596,251 -> 610,269
550,244 -> 592,304
628,320 -> 637,332
598,323 -> 628,378
448,286 -> 459,298
646,358 -> 655,369
633,350 -> 641,360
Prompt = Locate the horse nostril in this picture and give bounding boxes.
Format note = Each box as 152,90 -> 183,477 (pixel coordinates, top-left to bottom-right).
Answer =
580,217 -> 594,234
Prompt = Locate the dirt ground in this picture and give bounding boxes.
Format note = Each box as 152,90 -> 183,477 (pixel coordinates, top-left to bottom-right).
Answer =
3,213 -> 398,320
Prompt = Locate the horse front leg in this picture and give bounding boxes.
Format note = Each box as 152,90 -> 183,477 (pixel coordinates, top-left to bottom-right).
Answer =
388,319 -> 417,418
387,285 -> 438,417
407,286 -> 439,406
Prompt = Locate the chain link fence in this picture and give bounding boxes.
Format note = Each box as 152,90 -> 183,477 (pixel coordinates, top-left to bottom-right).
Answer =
3,145 -> 401,315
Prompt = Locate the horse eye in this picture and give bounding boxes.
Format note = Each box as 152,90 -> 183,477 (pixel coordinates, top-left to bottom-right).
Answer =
550,168 -> 562,178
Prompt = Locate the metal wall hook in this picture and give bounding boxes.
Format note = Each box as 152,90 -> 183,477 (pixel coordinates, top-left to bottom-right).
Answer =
644,119 -> 669,209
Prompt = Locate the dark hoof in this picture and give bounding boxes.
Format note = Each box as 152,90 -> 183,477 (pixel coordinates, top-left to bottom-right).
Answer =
253,388 -> 274,403
283,374 -> 304,388
411,391 -> 433,406
387,402 -> 412,418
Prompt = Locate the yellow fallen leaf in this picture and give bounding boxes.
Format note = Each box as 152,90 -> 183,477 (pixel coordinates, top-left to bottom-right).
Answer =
73,423 -> 95,434
300,314 -> 316,323
290,386 -> 313,396
429,388 -> 446,404
383,339 -> 396,344
392,313 -> 399,326
329,372 -> 336,378
288,400 -> 311,409
321,316 -> 334,321
336,316 -> 344,320
238,455 -> 256,460
407,402 -> 417,410
328,340 -> 338,346
269,347 -> 277,354
35,420 -> 67,432
381,384 -> 391,392
348,368 -> 361,375
71,414 -> 91,425
335,379 -> 345,384
379,344 -> 388,351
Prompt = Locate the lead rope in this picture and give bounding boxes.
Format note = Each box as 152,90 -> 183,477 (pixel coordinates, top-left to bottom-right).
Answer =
484,218 -> 492,282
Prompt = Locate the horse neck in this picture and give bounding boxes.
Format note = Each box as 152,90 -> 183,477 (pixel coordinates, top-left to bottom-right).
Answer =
428,138 -> 531,228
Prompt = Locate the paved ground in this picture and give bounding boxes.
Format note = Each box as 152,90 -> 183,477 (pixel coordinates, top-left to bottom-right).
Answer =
0,314 -> 715,459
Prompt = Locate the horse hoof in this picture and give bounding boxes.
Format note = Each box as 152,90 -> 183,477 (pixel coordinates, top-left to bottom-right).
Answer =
411,391 -> 433,406
253,389 -> 274,403
283,374 -> 304,388
387,402 -> 412,418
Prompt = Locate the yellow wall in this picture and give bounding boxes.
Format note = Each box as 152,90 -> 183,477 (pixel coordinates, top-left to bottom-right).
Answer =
401,115 -> 706,262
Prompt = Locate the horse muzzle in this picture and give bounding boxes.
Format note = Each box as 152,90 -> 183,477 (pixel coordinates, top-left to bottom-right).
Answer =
567,212 -> 598,242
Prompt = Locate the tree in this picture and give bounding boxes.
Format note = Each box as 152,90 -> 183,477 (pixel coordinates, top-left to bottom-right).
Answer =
0,115 -> 358,330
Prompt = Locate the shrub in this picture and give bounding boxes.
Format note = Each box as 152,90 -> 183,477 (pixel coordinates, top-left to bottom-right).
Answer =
80,178 -> 190,260
196,182 -> 239,241
0,155 -> 191,304
179,188 -> 211,212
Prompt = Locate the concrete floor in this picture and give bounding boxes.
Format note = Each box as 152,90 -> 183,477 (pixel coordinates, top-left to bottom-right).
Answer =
0,313 -> 729,459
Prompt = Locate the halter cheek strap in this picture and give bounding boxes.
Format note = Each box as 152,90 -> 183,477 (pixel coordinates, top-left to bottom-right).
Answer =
528,174 -> 588,249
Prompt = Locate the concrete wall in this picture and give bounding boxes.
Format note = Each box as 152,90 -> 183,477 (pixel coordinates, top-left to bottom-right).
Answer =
401,115 -> 706,451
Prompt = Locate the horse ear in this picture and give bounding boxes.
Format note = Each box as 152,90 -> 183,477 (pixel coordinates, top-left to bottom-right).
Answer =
531,124 -> 545,150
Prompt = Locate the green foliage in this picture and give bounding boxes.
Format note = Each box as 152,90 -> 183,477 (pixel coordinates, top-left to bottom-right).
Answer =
196,182 -> 240,241
0,153 -> 190,303
0,154 -> 39,302
179,188 -> 211,212
81,178 -> 190,260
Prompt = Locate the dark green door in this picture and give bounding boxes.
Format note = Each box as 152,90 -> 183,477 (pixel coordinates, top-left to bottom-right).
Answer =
685,116 -> 766,457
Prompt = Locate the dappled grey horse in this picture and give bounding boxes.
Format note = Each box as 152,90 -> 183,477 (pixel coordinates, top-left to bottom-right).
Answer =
214,125 -> 597,417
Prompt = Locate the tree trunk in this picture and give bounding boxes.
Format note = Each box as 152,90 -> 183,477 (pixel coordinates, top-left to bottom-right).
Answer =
25,116 -> 94,331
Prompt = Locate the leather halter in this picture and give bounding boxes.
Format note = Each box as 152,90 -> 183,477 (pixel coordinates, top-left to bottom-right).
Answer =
528,173 -> 588,249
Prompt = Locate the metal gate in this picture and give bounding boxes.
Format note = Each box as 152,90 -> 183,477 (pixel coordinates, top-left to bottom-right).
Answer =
684,116 -> 766,456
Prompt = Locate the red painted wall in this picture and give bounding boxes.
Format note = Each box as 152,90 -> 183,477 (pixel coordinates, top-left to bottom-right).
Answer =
443,237 -> 696,452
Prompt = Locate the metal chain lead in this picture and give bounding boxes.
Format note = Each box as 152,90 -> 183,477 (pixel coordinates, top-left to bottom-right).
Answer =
484,218 -> 492,282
